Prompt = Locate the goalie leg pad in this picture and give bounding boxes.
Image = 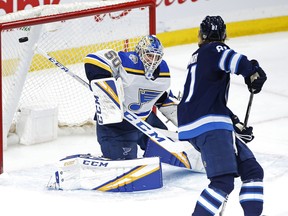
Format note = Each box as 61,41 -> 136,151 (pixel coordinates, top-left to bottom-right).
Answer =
144,139 -> 205,173
90,77 -> 124,125
48,154 -> 163,192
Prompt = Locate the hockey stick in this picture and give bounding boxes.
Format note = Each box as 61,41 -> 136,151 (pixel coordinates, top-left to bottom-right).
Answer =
155,127 -> 178,140
35,46 -> 192,168
219,91 -> 255,216
244,72 -> 259,127
244,92 -> 254,128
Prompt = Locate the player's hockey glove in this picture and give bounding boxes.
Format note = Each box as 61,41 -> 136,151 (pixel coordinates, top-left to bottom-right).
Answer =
231,114 -> 254,143
245,60 -> 267,94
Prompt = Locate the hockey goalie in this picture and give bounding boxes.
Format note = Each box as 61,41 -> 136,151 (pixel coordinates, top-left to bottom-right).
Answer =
47,35 -> 204,192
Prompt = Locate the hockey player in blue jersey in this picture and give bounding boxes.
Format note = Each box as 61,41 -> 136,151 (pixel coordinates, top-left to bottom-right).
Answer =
84,35 -> 178,160
177,16 -> 267,215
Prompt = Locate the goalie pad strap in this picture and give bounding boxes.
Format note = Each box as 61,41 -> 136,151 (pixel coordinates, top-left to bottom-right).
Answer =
90,77 -> 124,125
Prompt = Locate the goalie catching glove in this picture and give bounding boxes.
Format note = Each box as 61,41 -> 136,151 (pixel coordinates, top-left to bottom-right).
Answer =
231,114 -> 254,143
157,91 -> 179,126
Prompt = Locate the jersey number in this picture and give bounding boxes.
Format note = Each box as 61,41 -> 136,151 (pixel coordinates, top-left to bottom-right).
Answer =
104,50 -> 121,68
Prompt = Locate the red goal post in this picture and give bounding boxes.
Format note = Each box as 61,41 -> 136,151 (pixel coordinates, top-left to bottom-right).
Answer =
0,0 -> 156,174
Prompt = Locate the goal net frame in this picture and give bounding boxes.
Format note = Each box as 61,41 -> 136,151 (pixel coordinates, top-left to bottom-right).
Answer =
0,0 -> 156,174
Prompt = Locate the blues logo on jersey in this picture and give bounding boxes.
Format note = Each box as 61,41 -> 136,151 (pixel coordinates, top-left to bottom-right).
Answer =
129,89 -> 162,111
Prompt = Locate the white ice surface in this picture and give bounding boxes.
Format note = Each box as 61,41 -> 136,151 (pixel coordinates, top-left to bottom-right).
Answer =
1,32 -> 288,216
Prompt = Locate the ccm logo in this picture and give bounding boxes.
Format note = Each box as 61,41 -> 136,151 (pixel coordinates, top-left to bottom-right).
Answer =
82,160 -> 109,167
124,111 -> 165,143
95,96 -> 103,124
49,57 -> 69,72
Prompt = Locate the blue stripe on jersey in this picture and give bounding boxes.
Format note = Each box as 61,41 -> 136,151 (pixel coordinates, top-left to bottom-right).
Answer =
178,114 -> 233,139
230,53 -> 242,74
219,49 -> 232,71
219,49 -> 243,74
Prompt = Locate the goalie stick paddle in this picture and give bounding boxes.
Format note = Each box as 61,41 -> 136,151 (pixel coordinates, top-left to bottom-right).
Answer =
35,46 -> 192,169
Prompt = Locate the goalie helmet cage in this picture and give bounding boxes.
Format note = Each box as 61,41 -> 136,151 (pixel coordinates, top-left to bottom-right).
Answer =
0,0 -> 156,174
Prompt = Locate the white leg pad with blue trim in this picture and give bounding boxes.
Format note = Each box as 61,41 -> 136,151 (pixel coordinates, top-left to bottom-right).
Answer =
47,154 -> 163,192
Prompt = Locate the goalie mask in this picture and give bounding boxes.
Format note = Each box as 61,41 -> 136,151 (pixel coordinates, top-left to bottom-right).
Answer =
135,35 -> 164,80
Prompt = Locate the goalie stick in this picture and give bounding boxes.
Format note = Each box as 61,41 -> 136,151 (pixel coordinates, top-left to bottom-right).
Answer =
35,46 -> 193,169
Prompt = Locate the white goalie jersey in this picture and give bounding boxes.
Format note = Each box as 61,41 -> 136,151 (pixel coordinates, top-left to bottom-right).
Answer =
84,49 -> 171,120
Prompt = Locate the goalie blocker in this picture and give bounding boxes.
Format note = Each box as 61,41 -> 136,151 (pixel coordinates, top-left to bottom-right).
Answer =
48,154 -> 162,192
90,77 -> 124,125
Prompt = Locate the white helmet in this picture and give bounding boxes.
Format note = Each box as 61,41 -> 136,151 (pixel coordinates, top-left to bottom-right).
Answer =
135,35 -> 164,80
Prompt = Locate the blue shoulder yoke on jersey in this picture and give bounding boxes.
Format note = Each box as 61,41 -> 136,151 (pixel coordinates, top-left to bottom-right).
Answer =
119,51 -> 170,78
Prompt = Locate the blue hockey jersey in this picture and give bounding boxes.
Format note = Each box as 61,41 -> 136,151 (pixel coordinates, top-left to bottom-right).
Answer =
178,42 -> 256,140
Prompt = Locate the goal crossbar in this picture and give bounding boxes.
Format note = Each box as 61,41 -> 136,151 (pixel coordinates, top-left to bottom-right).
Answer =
0,1 -> 156,30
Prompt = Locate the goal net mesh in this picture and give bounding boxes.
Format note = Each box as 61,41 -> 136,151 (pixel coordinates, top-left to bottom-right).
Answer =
1,0 -> 153,144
